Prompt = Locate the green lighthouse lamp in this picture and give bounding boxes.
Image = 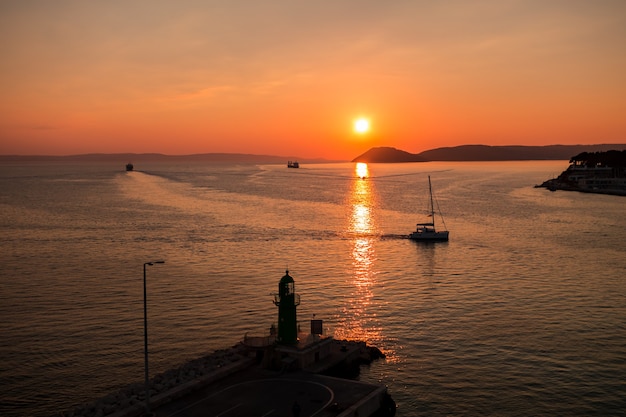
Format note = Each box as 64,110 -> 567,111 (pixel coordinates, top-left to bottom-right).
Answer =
273,270 -> 301,345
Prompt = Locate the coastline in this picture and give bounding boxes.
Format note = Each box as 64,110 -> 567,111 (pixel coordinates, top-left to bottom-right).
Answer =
535,150 -> 626,196
535,180 -> 626,196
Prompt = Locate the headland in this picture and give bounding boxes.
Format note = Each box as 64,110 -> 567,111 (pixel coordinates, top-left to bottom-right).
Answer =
352,144 -> 626,163
535,150 -> 626,196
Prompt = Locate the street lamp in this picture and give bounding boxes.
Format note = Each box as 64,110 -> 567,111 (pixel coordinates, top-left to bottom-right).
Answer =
143,260 -> 164,416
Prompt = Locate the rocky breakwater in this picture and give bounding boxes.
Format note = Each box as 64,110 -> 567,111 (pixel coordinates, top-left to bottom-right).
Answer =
58,343 -> 255,417
58,339 -> 391,417
321,339 -> 386,379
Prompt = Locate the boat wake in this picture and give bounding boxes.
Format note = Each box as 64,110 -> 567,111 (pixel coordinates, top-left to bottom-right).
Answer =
380,234 -> 410,240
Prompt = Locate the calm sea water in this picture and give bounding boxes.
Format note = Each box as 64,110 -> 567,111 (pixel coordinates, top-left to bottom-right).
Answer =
1,160 -> 625,417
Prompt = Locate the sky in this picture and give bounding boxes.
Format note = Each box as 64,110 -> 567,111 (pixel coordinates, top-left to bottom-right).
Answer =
1,0 -> 625,159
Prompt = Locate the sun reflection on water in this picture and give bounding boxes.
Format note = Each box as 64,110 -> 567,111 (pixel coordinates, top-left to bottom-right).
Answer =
356,162 -> 369,179
334,164 -> 396,359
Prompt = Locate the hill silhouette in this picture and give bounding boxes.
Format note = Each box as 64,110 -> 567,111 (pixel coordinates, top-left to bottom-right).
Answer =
0,153 -> 336,164
4,144 -> 626,165
352,144 -> 626,163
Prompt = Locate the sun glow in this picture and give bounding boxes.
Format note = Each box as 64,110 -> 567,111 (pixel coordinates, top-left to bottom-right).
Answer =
354,118 -> 370,134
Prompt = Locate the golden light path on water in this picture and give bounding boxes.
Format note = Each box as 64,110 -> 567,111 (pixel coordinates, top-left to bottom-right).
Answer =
334,163 -> 395,359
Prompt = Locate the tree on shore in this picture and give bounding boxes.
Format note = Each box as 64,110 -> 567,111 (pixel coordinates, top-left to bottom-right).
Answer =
569,150 -> 626,168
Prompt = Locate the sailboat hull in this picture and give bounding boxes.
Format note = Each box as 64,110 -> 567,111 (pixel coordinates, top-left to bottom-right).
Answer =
408,230 -> 449,241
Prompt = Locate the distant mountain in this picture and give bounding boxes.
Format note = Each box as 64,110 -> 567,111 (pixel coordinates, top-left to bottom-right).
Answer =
351,147 -> 427,163
5,145 -> 626,165
352,144 -> 626,163
0,153 -> 337,164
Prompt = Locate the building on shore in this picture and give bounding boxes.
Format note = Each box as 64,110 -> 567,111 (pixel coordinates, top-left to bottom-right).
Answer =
538,150 -> 626,196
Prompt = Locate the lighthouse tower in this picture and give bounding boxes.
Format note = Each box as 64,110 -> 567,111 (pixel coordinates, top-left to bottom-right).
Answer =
273,270 -> 300,345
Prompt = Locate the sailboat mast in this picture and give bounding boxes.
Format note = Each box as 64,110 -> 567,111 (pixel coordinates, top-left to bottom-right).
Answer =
428,175 -> 435,226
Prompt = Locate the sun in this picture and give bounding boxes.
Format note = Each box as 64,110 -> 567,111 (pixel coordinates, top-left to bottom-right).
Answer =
354,118 -> 370,134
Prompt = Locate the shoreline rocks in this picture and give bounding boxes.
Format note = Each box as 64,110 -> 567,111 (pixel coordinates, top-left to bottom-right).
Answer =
58,343 -> 249,417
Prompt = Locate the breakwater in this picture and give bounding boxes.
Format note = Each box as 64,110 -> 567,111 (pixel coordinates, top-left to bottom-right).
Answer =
59,343 -> 251,417
58,339 -> 389,417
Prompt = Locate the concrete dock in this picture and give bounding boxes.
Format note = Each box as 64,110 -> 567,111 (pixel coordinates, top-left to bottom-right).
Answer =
153,365 -> 387,417
84,337 -> 393,417
149,338 -> 393,417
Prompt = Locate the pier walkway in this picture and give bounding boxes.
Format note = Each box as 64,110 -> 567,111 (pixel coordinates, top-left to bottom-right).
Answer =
153,367 -> 386,417
78,338 -> 393,417
147,339 -> 391,417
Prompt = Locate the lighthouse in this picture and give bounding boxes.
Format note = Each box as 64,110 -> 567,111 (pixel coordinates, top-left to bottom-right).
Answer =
273,270 -> 301,345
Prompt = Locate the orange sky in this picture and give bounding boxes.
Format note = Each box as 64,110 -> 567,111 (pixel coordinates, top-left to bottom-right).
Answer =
1,1 -> 625,159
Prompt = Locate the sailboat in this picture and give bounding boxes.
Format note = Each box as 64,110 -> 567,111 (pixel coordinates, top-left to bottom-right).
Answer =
409,175 -> 449,242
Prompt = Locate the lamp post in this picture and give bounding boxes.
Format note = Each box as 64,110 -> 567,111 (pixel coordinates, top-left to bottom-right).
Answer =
143,260 -> 164,416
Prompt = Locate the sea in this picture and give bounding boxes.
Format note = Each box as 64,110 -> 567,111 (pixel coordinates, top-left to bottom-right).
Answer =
1,160 -> 625,417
